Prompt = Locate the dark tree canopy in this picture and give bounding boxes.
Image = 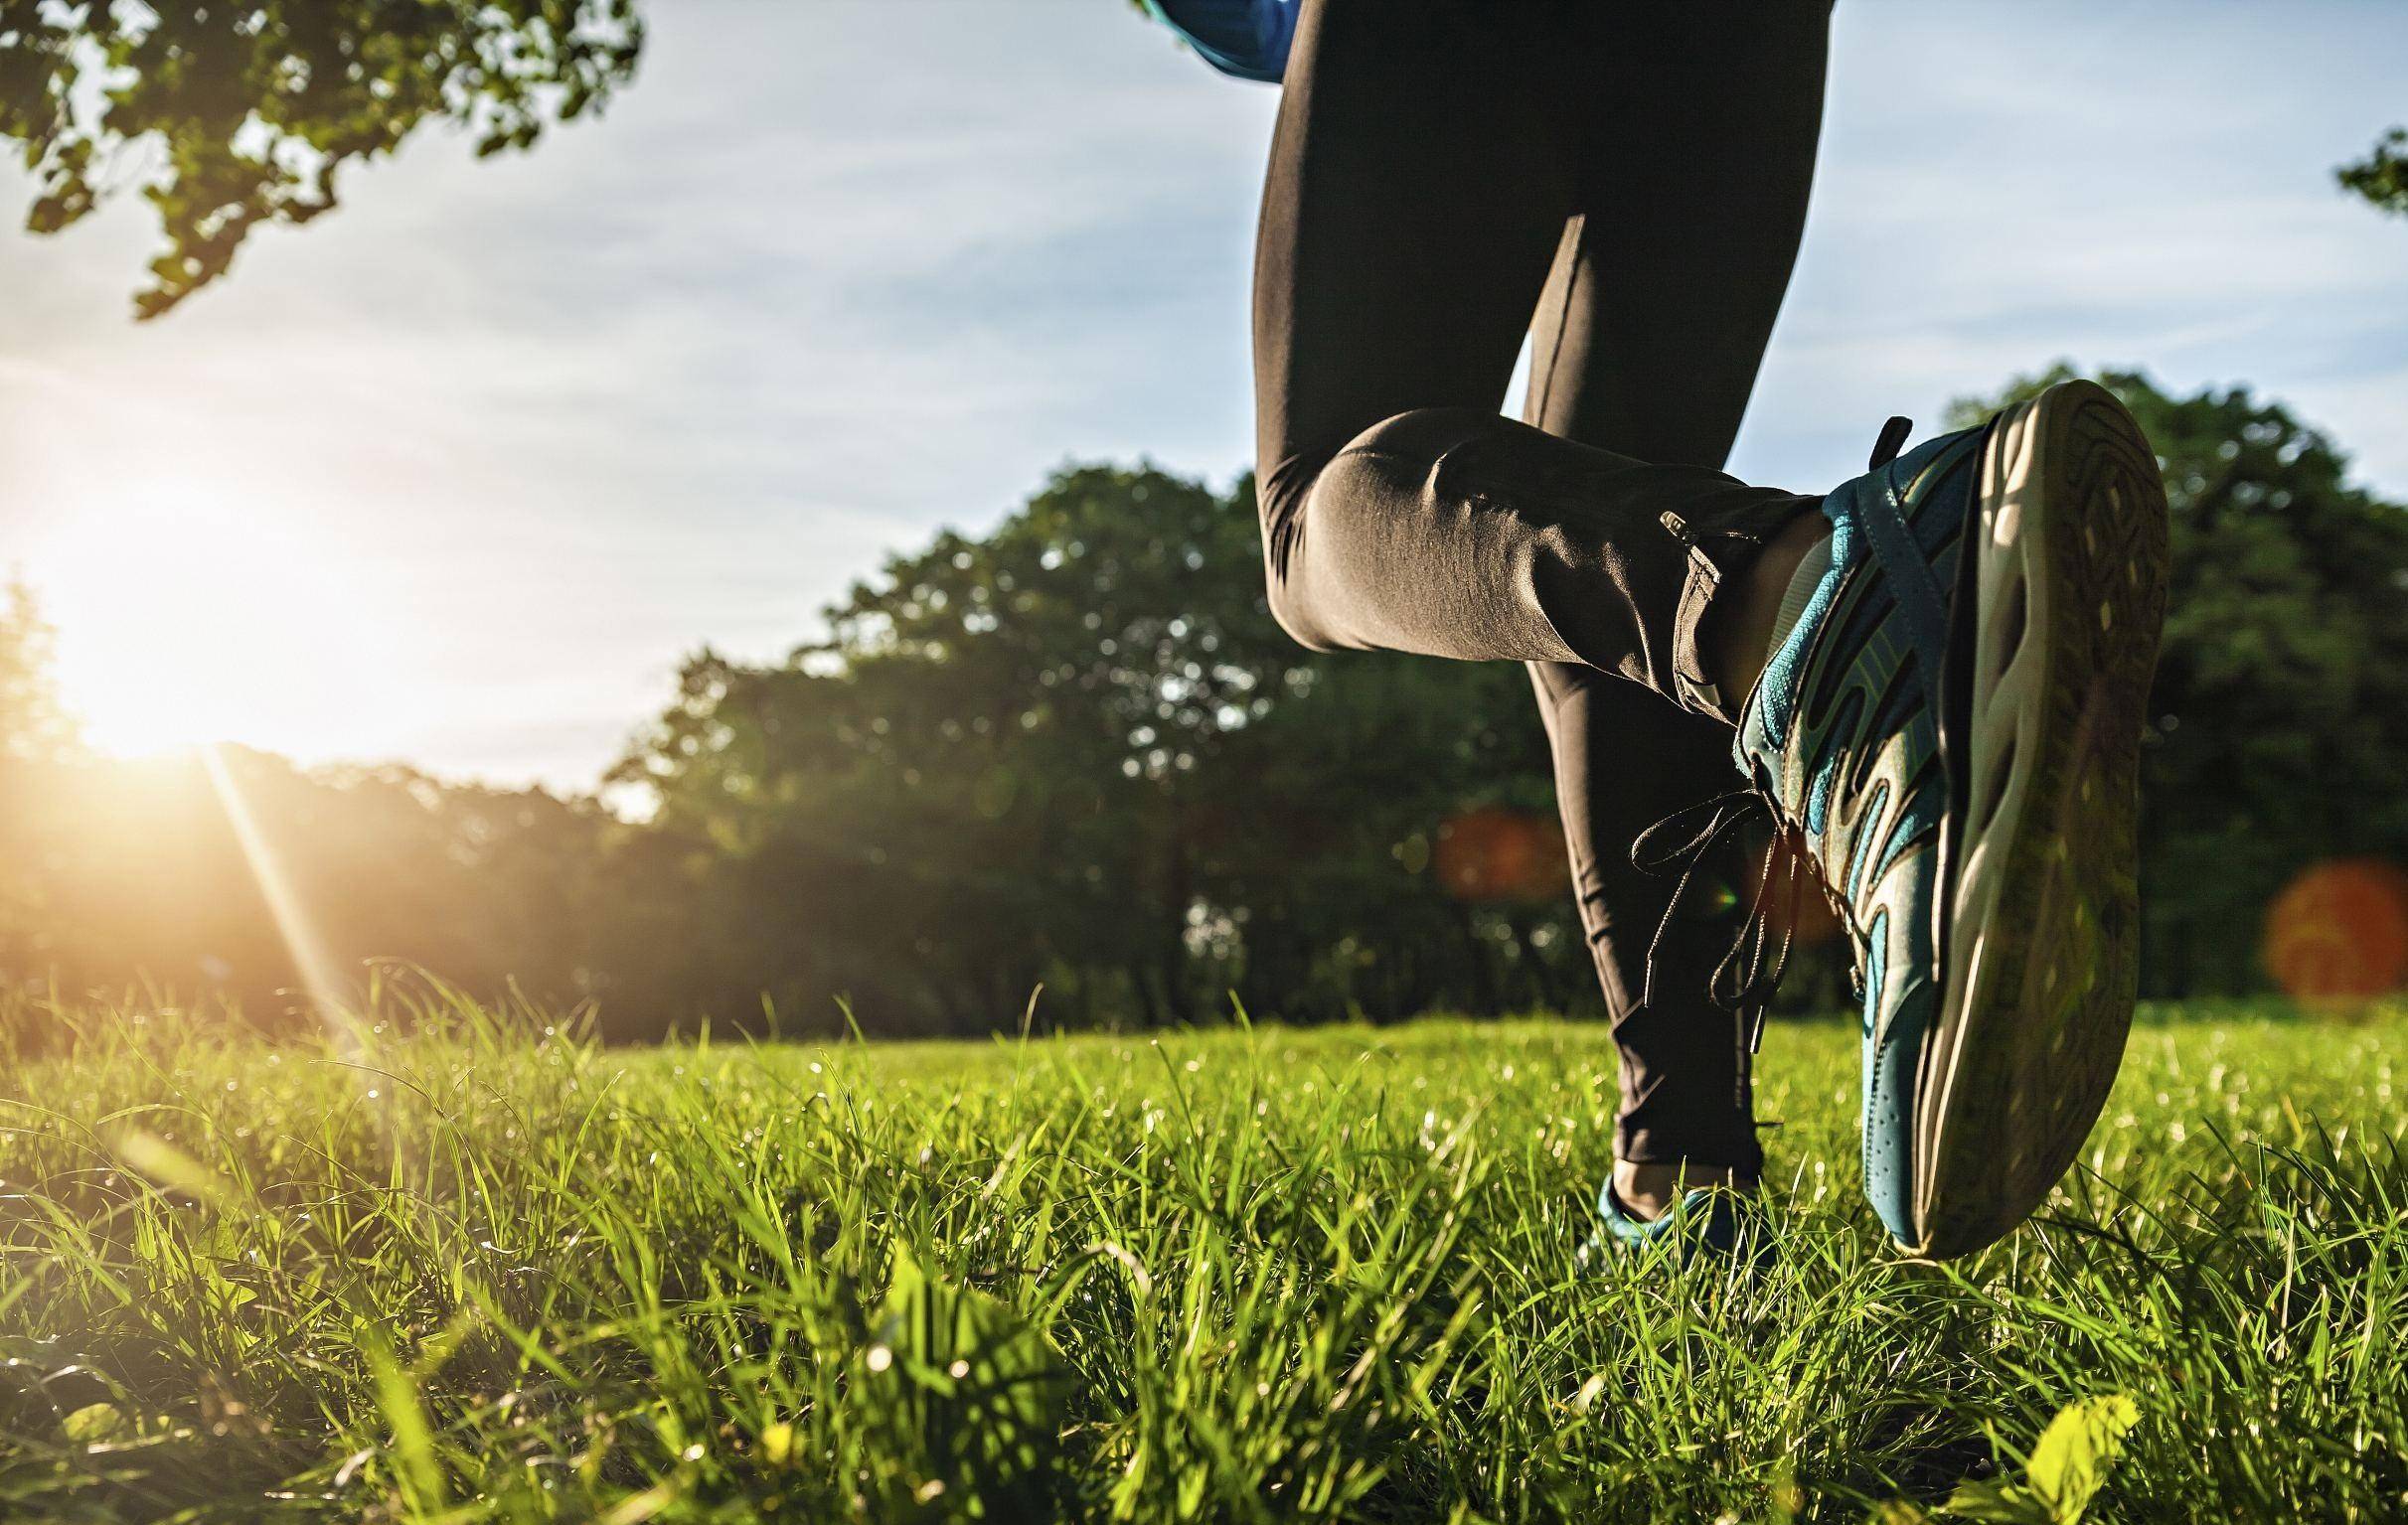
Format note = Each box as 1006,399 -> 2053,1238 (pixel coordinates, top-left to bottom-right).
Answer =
607,465 -> 1583,1034
2338,127 -> 2408,219
0,0 -> 644,317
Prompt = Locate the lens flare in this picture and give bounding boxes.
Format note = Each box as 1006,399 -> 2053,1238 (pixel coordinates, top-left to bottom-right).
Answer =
2263,857 -> 2408,1003
1433,808 -> 1567,903
201,743 -> 362,1047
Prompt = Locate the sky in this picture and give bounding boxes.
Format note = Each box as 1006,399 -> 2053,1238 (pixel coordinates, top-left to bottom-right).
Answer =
2,0 -> 2404,794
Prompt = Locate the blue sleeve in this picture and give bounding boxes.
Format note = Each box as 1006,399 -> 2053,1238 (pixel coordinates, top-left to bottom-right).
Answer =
1142,0 -> 1298,84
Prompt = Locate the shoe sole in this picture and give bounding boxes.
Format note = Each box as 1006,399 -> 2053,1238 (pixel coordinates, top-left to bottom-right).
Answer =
1911,380 -> 2169,1260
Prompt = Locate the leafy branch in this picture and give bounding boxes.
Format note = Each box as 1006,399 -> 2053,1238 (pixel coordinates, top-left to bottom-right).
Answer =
2337,126 -> 2408,219
0,1 -> 645,318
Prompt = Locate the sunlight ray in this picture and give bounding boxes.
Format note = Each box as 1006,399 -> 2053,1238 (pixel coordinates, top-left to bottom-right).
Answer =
201,742 -> 362,1053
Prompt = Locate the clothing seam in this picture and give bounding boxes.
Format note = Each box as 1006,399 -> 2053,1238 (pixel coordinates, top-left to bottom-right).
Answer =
1528,214 -> 1584,428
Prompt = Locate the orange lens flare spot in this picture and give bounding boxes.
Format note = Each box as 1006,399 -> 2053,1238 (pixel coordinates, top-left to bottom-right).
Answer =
2263,857 -> 2408,1002
1433,808 -> 1568,903
1759,832 -> 1845,950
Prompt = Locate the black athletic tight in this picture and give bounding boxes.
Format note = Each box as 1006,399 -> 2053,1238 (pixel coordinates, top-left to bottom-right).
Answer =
1252,0 -> 1832,1167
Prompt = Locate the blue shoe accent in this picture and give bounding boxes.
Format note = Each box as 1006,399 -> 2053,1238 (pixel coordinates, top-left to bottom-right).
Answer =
1143,0 -> 1298,82
1733,419 -> 1986,1250
1579,1179 -> 1771,1271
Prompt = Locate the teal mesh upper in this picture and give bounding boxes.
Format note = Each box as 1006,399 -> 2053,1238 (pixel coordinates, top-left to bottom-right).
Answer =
1733,424 -> 1983,1243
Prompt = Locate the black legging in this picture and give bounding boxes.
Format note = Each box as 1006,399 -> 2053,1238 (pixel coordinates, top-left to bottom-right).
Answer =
1253,0 -> 1832,1167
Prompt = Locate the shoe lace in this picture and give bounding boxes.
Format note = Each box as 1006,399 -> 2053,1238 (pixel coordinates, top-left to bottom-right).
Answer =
1631,788 -> 1861,1108
1630,417 -> 1912,1104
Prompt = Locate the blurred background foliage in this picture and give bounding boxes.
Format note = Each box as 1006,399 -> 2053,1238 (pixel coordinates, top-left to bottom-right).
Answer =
0,0 -> 642,317
4,370 -> 2404,1038
2339,126 -> 2408,219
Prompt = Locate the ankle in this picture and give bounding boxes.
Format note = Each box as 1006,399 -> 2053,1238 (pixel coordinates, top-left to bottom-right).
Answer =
1614,1158 -> 1758,1223
1705,511 -> 1831,703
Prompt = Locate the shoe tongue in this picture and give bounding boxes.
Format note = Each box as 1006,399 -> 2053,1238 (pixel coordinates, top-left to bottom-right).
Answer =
1737,507 -> 1847,770
1768,532 -> 1834,656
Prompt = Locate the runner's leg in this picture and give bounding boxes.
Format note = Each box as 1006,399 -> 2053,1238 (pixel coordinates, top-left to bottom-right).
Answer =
1254,0 -> 1817,720
1521,0 -> 1832,1201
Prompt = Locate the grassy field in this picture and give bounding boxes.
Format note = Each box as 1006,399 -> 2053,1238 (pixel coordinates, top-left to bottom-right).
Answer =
0,992 -> 2403,1522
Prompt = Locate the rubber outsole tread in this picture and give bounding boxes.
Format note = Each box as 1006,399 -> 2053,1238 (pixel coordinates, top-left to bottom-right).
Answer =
1912,381 -> 2169,1260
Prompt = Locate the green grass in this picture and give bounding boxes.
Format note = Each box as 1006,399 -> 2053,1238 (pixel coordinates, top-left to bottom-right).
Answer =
2,989 -> 2404,1522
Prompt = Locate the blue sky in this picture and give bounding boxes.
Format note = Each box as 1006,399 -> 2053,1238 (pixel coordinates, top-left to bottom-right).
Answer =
3,0 -> 2403,791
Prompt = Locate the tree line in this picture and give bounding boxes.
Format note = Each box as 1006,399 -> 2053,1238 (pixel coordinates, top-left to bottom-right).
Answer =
4,370 -> 2406,1039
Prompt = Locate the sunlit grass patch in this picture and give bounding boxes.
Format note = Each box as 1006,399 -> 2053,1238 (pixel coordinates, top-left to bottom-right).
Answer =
0,991 -> 2402,1520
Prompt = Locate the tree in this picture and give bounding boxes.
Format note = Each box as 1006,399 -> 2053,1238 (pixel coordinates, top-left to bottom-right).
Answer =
0,578 -> 80,762
0,742 -> 619,1020
613,465 -> 1584,1034
0,1 -> 644,318
1950,369 -> 2408,994
2337,127 -> 2408,219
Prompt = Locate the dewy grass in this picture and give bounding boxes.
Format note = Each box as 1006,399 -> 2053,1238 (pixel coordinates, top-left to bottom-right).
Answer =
0,987 -> 2402,1521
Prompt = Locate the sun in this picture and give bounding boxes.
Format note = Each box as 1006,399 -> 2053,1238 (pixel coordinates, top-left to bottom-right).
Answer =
32,492 -> 392,761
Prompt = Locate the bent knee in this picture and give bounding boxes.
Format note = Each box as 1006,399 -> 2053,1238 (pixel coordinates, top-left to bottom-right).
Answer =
1329,405 -> 1501,466
1257,407 -> 1498,654
1262,567 -> 1336,653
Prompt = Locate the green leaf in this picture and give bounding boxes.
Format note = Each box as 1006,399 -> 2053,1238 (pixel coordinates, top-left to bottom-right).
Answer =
1946,1394 -> 2141,1525
60,1402 -> 124,1444
2022,1393 -> 2141,1515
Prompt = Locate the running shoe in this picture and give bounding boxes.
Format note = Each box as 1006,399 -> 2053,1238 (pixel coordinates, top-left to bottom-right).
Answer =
1734,380 -> 2168,1259
1577,1180 -> 1769,1271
